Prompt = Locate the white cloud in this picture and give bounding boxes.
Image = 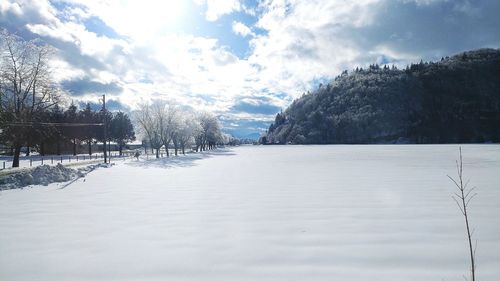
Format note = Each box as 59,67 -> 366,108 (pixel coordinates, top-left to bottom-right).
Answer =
232,21 -> 254,37
245,0 -> 385,97
0,0 -> 23,16
60,0 -> 187,41
195,0 -> 242,21
3,0 -> 499,133
49,55 -> 86,82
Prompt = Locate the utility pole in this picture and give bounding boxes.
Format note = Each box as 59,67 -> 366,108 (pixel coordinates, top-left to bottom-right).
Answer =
102,94 -> 107,164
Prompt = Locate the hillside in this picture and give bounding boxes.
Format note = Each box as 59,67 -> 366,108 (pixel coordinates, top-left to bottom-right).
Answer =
263,49 -> 500,144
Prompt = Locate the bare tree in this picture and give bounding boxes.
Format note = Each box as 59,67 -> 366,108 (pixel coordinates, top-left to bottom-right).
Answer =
151,101 -> 179,157
0,30 -> 59,167
134,103 -> 162,158
195,112 -> 222,151
448,147 -> 477,281
176,113 -> 201,155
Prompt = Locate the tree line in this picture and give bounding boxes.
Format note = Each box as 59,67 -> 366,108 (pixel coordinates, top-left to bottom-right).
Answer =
45,103 -> 135,157
262,48 -> 500,144
134,101 -> 225,158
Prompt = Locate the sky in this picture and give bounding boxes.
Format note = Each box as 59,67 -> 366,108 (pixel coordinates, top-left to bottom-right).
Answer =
1,0 -> 499,138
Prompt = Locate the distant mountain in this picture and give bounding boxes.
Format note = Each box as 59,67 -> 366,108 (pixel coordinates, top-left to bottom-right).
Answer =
263,49 -> 500,144
242,132 -> 261,140
227,131 -> 261,141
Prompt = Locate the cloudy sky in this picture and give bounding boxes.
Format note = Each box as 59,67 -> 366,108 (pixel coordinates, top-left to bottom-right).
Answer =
1,0 -> 499,137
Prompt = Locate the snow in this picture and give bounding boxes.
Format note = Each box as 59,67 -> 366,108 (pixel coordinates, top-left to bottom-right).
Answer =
0,163 -> 112,190
0,145 -> 499,281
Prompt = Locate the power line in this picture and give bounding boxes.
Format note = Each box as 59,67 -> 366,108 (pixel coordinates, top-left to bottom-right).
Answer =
4,122 -> 104,127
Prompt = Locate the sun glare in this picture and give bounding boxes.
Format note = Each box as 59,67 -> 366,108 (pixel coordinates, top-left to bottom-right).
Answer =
106,1 -> 186,40
130,1 -> 183,26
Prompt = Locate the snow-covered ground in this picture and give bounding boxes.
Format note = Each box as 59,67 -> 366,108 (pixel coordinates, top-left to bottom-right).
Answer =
0,163 -> 113,190
0,145 -> 499,281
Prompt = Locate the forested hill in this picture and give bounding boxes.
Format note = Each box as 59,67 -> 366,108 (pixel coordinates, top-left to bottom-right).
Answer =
263,49 -> 500,144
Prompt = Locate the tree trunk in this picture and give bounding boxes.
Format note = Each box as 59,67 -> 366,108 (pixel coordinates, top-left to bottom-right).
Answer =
174,142 -> 178,156
88,141 -> 92,155
119,144 -> 123,156
26,146 -> 30,156
155,148 -> 159,158
182,145 -> 185,155
40,141 -> 45,156
12,145 -> 21,168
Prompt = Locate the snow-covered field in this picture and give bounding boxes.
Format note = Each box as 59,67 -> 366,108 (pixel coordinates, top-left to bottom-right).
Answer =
0,145 -> 499,281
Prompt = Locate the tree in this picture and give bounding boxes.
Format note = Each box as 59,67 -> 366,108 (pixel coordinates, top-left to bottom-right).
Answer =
49,104 -> 64,155
63,103 -> 80,156
96,107 -> 113,156
176,113 -> 201,155
134,103 -> 162,158
151,101 -> 179,157
110,111 -> 135,156
32,108 -> 53,156
195,112 -> 222,151
79,103 -> 98,155
0,30 -> 59,167
448,147 -> 477,281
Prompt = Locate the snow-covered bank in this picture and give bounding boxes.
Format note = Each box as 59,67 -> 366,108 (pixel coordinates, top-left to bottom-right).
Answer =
0,145 -> 499,281
0,163 -> 113,190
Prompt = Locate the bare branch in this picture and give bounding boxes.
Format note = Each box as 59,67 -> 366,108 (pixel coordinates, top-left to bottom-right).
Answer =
452,196 -> 465,215
447,175 -> 462,190
465,186 -> 477,199
466,193 -> 477,207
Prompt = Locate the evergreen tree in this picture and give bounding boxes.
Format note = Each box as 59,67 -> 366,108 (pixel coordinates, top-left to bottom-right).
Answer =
110,111 -> 136,156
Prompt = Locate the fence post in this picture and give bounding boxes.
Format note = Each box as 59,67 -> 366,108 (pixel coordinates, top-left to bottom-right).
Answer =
69,156 -> 71,163
51,157 -> 53,164
60,156 -> 63,163
30,159 -> 32,167
76,156 -> 79,162
3,162 -> 5,169
41,158 -> 44,165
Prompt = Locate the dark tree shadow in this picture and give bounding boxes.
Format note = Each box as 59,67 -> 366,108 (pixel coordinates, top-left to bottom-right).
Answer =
125,148 -> 236,170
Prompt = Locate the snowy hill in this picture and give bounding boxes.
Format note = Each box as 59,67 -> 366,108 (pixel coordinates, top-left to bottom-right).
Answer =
265,49 -> 500,144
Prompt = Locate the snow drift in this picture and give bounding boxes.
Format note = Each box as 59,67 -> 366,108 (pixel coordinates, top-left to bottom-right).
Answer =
0,163 -> 110,190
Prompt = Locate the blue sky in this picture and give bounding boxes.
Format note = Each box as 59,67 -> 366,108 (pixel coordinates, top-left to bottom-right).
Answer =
1,0 -> 499,138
